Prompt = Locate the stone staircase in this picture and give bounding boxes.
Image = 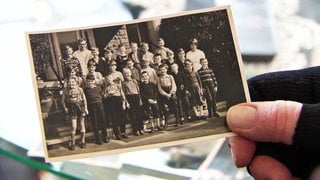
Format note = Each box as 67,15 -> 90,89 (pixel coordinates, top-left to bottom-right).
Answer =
46,101 -> 227,148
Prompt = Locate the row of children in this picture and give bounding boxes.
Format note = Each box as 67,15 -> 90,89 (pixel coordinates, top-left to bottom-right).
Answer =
60,38 -> 218,151
64,37 -> 205,78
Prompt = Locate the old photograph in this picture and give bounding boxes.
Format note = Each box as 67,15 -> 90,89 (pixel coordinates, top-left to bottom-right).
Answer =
26,6 -> 249,161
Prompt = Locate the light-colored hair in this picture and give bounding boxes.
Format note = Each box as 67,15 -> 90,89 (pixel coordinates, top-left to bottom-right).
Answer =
170,63 -> 178,69
122,67 -> 132,75
189,38 -> 198,46
64,45 -> 73,51
91,47 -> 99,52
77,38 -> 87,45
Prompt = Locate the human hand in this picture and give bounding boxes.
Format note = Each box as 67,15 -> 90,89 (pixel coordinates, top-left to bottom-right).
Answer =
226,66 -> 320,179
170,91 -> 176,96
226,101 -> 302,180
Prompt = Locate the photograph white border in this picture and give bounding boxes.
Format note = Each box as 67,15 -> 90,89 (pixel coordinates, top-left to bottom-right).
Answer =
26,5 -> 250,162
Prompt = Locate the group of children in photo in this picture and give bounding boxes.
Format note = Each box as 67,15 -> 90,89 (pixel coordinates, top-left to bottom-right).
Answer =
60,37 -> 219,151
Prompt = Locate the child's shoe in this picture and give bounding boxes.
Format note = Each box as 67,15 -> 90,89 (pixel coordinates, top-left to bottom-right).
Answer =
103,136 -> 110,143
133,131 -> 140,136
139,130 -> 144,135
121,134 -> 128,139
80,132 -> 86,148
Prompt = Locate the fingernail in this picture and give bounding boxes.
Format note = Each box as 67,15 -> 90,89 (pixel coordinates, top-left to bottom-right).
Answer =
227,106 -> 256,129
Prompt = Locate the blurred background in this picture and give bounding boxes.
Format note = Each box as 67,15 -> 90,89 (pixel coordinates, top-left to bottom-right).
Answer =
0,0 -> 320,179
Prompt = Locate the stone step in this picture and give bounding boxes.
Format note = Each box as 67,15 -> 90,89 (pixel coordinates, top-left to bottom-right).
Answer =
47,132 -> 94,146
217,101 -> 227,111
46,101 -> 227,147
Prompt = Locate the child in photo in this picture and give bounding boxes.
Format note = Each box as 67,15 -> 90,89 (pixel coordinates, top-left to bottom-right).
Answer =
90,47 -> 100,64
122,68 -> 144,136
128,42 -> 141,69
154,38 -> 170,60
184,59 -> 204,120
64,66 -> 84,135
103,61 -> 123,133
170,63 -> 190,123
162,49 -> 175,74
176,48 -> 186,72
126,59 -> 141,82
103,75 -> 128,140
157,64 -> 180,127
152,53 -> 162,76
186,38 -> 206,72
140,42 -> 154,66
84,75 -> 110,145
116,44 -> 129,72
198,58 -> 219,118
86,59 -> 104,87
100,47 -> 114,76
61,77 -> 88,150
139,71 -> 161,132
61,45 -> 83,78
90,47 -> 107,77
141,59 -> 158,84
107,60 -> 124,84
65,66 -> 83,89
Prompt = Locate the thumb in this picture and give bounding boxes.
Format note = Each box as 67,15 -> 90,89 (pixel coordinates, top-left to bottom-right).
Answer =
227,100 -> 302,145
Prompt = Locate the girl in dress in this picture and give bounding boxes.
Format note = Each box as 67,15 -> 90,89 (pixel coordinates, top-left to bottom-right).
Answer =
184,59 -> 204,120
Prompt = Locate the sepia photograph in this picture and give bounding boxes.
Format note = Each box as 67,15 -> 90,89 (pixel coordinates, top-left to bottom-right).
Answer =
26,6 -> 249,162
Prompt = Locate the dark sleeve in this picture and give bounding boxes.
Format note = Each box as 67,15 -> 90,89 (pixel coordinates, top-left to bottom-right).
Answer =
127,52 -> 133,61
181,72 -> 187,87
61,60 -> 67,77
211,69 -> 218,88
77,58 -> 83,77
196,72 -> 202,89
98,86 -> 104,99
140,84 -> 149,104
152,83 -> 158,99
248,66 -> 320,179
293,103 -> 320,150
184,74 -> 191,91
116,55 -> 121,69
248,66 -> 320,103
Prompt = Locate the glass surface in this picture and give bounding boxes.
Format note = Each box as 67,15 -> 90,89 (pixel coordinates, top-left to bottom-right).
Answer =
0,137 -> 81,179
0,136 -> 250,179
